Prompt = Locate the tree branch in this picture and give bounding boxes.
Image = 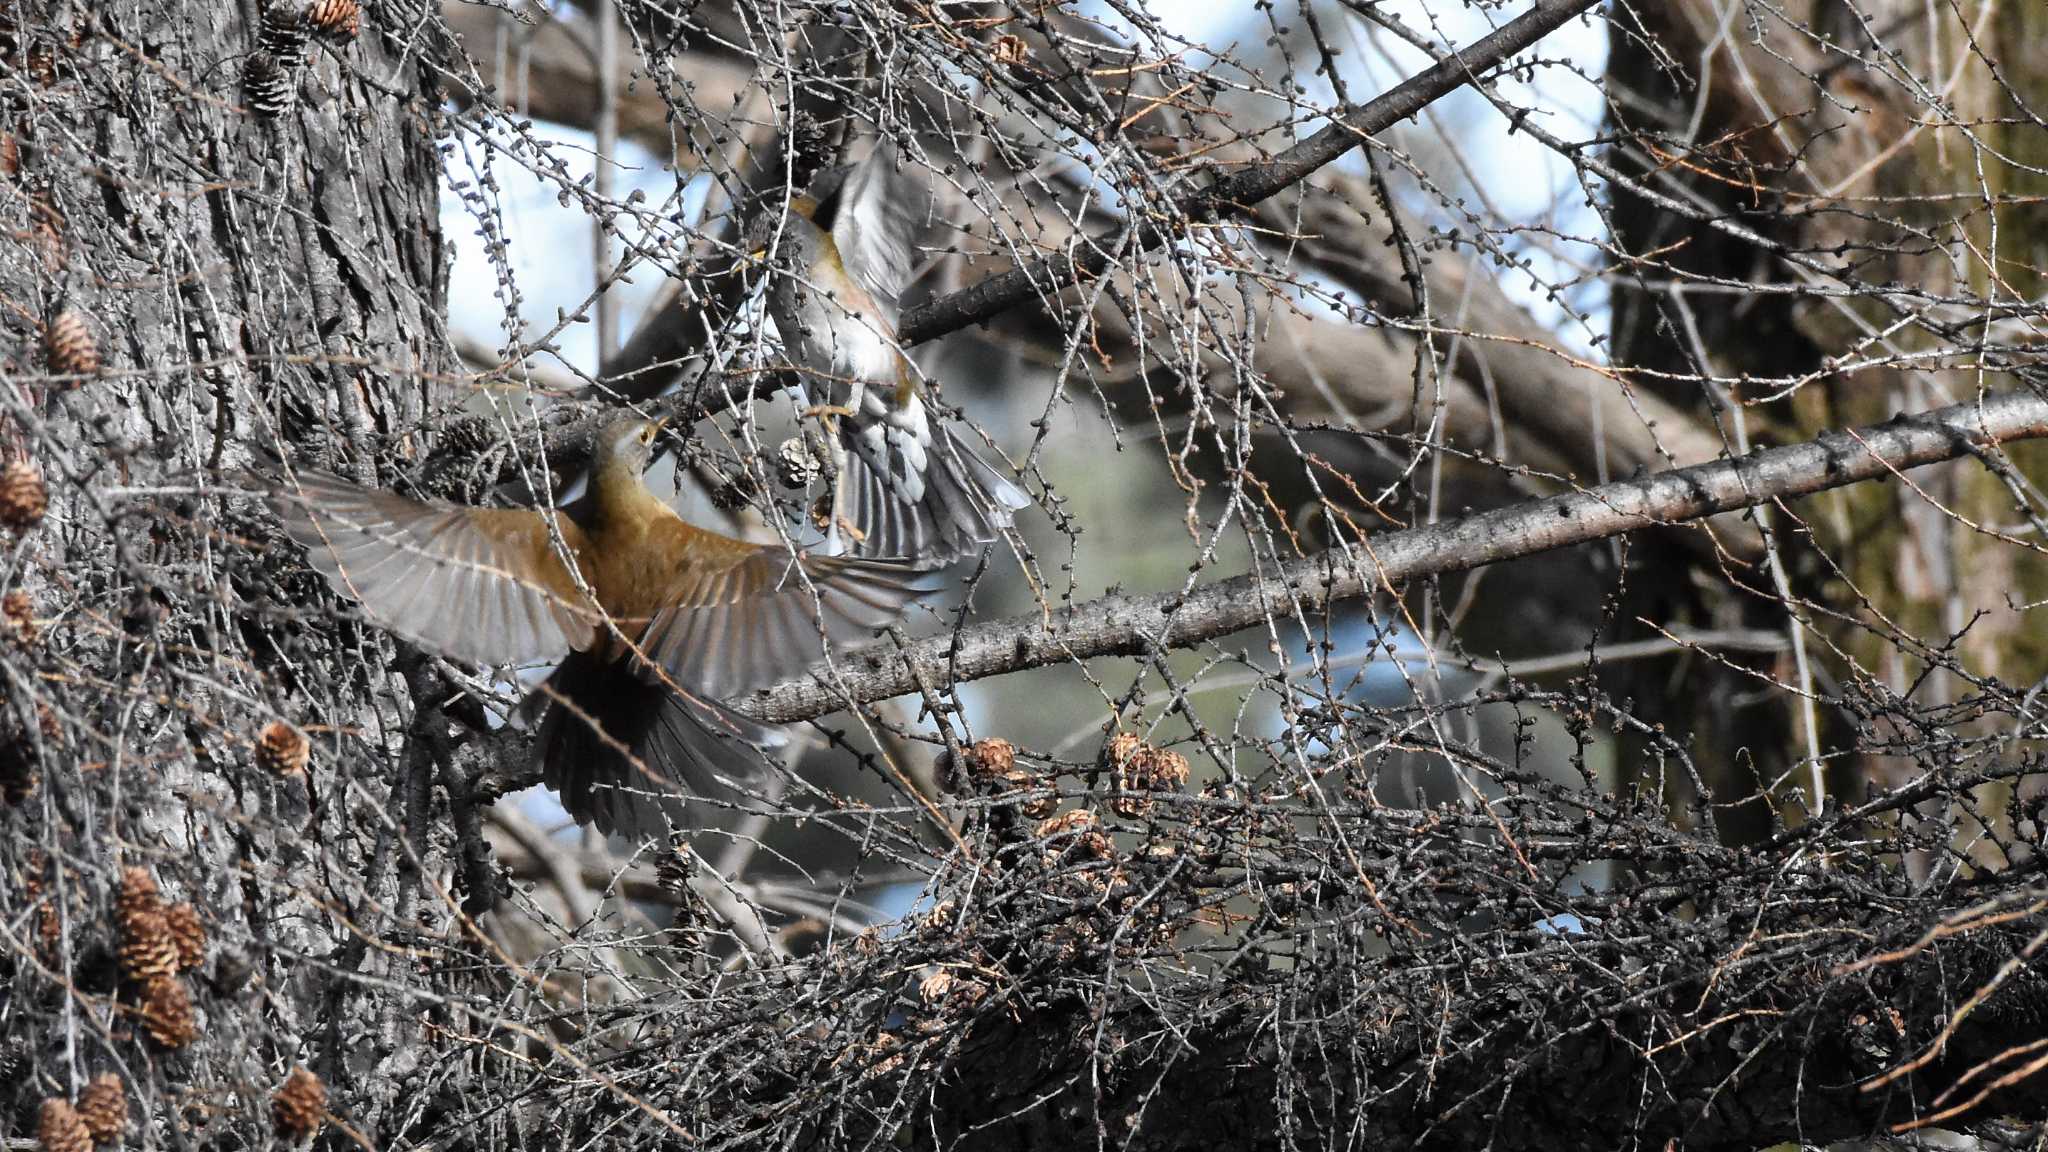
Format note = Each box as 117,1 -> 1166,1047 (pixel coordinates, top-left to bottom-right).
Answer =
740,389 -> 2048,723
893,0 -> 1605,346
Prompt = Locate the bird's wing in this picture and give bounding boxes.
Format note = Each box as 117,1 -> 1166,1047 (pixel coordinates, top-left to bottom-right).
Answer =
625,526 -> 937,700
830,145 -> 926,306
272,469 -> 601,666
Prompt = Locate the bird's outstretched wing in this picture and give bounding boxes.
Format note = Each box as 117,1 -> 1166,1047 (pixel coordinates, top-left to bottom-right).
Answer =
271,469 -> 601,666
829,144 -> 926,307
619,522 -> 938,700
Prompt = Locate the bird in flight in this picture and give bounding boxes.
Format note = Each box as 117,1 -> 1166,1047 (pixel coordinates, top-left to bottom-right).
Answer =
271,416 -> 933,838
755,146 -> 1029,563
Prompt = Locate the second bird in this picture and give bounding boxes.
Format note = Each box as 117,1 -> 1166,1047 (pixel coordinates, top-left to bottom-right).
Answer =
757,146 -> 1028,563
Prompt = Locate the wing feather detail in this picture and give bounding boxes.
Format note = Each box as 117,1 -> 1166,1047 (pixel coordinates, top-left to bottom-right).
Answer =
272,469 -> 601,666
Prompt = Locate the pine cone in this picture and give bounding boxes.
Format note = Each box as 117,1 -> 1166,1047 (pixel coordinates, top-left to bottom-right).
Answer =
28,193 -> 63,268
0,460 -> 48,531
36,1098 -> 91,1152
1006,768 -> 1058,820
1130,745 -> 1190,791
44,309 -> 97,378
1113,744 -> 1191,818
271,1066 -> 326,1140
74,1074 -> 126,1143
116,867 -> 179,983
773,437 -> 822,489
114,866 -> 160,923
4,589 -> 36,643
164,901 -> 206,970
1100,731 -> 1143,773
256,720 -> 309,776
22,853 -> 60,950
255,0 -> 310,66
964,737 -> 1015,780
1035,808 -> 1112,863
306,0 -> 359,40
243,52 -> 295,117
991,34 -> 1031,70
138,976 -> 197,1047
942,736 -> 1020,793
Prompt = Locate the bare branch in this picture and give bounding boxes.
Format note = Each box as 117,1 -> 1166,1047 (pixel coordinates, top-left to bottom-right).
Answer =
742,390 -> 2048,723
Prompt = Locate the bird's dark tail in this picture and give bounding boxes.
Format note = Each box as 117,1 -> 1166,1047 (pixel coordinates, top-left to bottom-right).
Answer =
838,421 -> 1028,563
530,651 -> 785,840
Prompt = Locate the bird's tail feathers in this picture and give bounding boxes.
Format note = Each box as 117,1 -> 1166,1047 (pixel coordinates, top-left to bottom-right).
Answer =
535,651 -> 784,841
838,423 -> 1027,562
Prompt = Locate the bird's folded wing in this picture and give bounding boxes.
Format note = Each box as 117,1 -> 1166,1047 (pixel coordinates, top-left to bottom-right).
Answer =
272,470 -> 601,666
831,146 -> 925,307
629,533 -> 936,700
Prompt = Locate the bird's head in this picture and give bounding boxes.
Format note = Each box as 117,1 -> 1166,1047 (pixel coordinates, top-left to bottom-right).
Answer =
594,415 -> 667,475
747,192 -> 837,274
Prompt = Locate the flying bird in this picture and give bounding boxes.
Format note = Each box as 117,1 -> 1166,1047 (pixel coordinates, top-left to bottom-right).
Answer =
755,147 -> 1029,563
271,416 -> 933,837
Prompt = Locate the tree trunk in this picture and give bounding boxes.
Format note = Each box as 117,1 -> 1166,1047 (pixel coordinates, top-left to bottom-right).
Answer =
2,0 -> 469,1139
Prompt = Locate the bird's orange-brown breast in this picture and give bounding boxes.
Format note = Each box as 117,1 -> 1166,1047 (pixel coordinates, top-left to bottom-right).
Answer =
574,469 -> 774,662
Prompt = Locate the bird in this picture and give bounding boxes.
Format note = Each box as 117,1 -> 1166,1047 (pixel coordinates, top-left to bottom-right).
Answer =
754,147 -> 1029,563
269,415 -> 935,838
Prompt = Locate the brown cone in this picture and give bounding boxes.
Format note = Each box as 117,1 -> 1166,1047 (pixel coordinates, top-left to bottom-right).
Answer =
75,1074 -> 127,1143
164,901 -> 206,970
116,868 -> 179,983
36,1099 -> 92,1152
139,976 -> 197,1047
306,0 -> 359,39
256,720 -> 309,776
3,589 -> 36,643
271,1066 -> 327,1140
44,309 -> 98,378
0,460 -> 48,531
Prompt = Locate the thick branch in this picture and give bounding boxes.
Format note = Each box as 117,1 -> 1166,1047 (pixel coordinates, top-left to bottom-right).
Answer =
741,389 -> 2048,723
893,0 -> 1604,346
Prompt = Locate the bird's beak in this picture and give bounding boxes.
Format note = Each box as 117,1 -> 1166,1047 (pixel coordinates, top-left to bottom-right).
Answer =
649,414 -> 672,435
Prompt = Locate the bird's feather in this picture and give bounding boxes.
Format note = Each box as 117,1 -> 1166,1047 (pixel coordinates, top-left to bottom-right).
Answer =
621,523 -> 940,700
272,469 -> 601,666
829,145 -> 926,308
536,649 -> 787,839
836,407 -> 1030,562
